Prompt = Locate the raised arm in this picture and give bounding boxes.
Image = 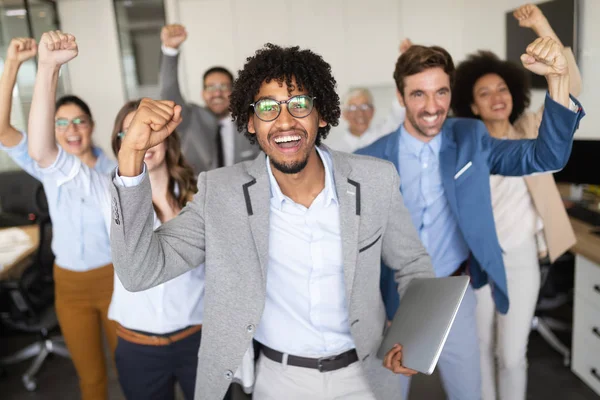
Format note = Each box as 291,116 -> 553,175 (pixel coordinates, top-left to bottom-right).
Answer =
159,24 -> 192,133
486,37 -> 584,176
28,31 -> 78,168
514,3 -> 581,96
111,99 -> 206,291
0,38 -> 36,147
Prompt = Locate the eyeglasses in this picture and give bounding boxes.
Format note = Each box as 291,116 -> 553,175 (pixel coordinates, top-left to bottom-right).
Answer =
204,83 -> 231,93
345,104 -> 373,112
55,117 -> 89,131
250,95 -> 316,122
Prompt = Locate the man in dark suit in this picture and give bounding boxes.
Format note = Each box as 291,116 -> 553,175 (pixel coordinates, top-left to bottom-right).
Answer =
357,38 -> 584,400
159,24 -> 259,174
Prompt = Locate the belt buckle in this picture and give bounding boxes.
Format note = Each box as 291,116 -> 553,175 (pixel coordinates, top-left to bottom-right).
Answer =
317,354 -> 340,372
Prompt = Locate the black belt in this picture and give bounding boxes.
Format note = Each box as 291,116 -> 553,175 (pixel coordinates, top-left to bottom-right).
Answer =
261,345 -> 358,373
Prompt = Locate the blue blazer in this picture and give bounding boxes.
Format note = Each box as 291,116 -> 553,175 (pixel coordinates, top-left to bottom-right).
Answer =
356,94 -> 584,317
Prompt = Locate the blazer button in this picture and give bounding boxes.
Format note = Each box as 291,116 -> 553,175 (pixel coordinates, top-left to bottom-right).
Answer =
246,324 -> 255,333
224,370 -> 233,380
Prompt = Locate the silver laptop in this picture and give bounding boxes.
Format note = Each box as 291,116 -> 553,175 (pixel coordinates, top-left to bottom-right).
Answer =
377,276 -> 470,374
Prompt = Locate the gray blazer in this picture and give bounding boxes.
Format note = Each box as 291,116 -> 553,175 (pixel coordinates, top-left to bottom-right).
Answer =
159,53 -> 259,173
110,148 -> 434,400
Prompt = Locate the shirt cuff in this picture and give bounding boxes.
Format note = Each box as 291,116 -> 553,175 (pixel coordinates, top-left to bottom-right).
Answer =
0,130 -> 28,153
568,99 -> 578,113
161,45 -> 179,56
113,164 -> 147,187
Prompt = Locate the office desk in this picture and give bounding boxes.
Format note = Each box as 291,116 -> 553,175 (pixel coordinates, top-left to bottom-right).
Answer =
569,216 -> 600,395
0,225 -> 39,281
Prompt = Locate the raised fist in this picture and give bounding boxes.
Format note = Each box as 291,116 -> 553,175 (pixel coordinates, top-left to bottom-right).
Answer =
119,99 -> 182,153
161,24 -> 187,49
6,38 -> 37,63
513,4 -> 546,29
399,38 -> 413,54
521,37 -> 568,78
38,31 -> 78,67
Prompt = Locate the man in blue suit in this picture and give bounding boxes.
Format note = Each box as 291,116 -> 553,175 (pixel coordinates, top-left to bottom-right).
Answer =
357,37 -> 584,400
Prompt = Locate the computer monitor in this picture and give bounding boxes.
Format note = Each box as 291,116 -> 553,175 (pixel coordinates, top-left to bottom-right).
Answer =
554,140 -> 600,185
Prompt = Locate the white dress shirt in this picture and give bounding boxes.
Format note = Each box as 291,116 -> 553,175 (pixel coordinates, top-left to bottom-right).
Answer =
253,147 -> 355,357
45,149 -> 205,334
115,147 -> 355,354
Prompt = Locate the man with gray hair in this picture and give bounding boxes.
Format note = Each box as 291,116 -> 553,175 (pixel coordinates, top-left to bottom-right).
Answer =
326,87 -> 405,153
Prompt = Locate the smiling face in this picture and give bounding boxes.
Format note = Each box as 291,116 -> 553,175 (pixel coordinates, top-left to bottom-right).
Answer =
398,67 -> 451,141
202,71 -> 232,119
343,92 -> 375,137
247,77 -> 327,174
471,73 -> 513,123
54,103 -> 94,156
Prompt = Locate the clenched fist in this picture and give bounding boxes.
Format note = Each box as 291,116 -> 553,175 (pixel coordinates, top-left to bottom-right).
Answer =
521,37 -> 567,78
161,24 -> 187,49
399,38 -> 413,54
120,99 -> 182,153
513,4 -> 546,29
38,31 -> 78,67
6,38 -> 37,64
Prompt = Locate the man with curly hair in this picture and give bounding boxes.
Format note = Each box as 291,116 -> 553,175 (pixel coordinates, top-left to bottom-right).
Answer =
357,34 -> 585,400
108,43 -> 436,399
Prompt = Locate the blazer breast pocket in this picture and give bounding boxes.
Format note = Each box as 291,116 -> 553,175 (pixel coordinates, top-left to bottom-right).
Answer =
358,228 -> 383,253
454,161 -> 475,186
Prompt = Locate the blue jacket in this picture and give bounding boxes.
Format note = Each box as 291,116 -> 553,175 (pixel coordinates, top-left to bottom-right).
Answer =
356,94 -> 584,317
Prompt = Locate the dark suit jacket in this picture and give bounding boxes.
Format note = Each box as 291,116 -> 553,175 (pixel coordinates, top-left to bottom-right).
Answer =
159,54 -> 259,174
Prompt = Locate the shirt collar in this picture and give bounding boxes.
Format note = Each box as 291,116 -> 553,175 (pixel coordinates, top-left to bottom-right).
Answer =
266,146 -> 338,210
399,124 -> 442,157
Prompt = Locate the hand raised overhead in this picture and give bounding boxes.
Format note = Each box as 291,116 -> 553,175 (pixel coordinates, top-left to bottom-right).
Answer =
161,24 -> 187,49
6,38 -> 37,63
520,37 -> 567,78
38,30 -> 78,67
119,98 -> 183,153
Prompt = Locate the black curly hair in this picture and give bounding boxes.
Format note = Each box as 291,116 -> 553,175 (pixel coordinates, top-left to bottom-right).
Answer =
452,50 -> 531,124
229,43 -> 340,146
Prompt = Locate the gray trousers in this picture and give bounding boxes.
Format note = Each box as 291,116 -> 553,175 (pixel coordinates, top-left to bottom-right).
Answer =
253,353 -> 377,400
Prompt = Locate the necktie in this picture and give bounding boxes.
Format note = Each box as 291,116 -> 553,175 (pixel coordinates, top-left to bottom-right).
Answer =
215,123 -> 224,168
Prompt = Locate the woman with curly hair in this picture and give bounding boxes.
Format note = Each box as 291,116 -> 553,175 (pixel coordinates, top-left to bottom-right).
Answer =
27,32 -> 204,400
451,4 -> 581,400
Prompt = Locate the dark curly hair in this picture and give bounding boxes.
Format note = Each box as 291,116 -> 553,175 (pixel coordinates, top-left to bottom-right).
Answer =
229,43 -> 340,146
452,50 -> 531,124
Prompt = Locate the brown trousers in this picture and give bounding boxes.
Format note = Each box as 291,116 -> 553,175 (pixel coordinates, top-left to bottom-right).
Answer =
54,263 -> 118,400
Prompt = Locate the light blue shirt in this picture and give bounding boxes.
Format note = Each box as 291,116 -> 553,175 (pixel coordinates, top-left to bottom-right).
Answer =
0,133 -> 115,271
253,147 -> 356,357
398,126 -> 469,277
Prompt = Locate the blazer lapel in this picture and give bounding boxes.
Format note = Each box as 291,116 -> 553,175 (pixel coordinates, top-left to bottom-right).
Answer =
330,149 -> 361,302
439,127 -> 460,217
244,153 -> 271,285
384,129 -> 402,173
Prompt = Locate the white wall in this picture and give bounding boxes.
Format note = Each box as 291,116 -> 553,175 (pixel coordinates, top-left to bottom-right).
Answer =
53,0 -> 598,153
56,0 -> 126,157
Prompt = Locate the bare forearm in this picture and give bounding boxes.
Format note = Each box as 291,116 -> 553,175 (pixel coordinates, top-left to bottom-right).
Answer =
0,61 -> 24,146
117,148 -> 146,177
547,75 -> 570,109
28,64 -> 60,167
532,19 -> 563,48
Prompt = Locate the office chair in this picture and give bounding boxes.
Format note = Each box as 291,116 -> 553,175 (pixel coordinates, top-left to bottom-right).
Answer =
531,252 -> 575,367
0,184 -> 70,391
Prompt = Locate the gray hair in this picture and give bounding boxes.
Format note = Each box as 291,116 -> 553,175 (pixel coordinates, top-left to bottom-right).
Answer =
342,87 -> 374,109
